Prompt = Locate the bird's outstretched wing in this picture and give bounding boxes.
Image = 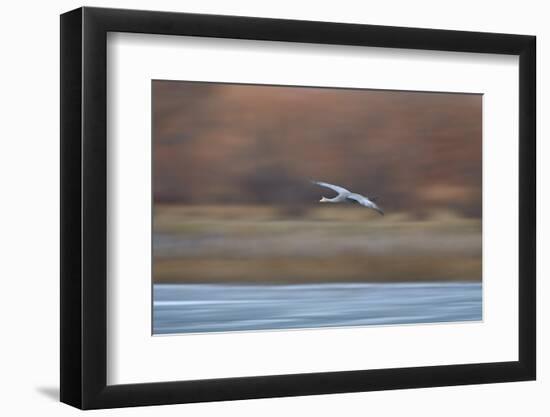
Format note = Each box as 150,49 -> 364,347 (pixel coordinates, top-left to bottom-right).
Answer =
347,193 -> 384,215
312,181 -> 350,196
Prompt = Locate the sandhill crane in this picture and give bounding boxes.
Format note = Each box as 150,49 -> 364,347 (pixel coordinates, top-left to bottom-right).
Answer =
312,181 -> 384,215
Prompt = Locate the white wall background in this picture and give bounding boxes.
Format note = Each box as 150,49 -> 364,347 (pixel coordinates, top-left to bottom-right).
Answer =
0,0 -> 545,415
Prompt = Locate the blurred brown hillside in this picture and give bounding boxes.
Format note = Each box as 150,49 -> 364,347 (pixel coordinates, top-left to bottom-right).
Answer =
153,81 -> 482,218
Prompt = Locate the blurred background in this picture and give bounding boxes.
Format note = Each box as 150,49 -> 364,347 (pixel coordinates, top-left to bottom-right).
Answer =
152,80 -> 482,285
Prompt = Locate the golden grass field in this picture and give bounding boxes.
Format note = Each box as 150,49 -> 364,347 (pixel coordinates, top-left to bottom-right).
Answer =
153,205 -> 482,284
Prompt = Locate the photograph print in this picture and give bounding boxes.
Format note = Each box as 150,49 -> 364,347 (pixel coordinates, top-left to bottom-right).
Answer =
152,80 -> 482,335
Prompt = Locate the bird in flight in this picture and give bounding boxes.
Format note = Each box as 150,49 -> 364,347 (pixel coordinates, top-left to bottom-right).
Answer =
312,181 -> 384,215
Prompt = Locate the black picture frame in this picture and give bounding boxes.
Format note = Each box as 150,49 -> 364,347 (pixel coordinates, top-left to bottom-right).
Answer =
60,6 -> 536,410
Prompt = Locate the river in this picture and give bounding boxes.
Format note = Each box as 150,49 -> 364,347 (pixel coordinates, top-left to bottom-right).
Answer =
153,282 -> 482,334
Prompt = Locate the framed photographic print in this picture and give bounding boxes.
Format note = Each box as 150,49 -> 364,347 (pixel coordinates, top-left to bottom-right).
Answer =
60,6 -> 536,409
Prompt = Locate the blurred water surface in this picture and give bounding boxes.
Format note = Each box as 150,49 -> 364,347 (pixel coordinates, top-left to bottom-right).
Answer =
153,282 -> 481,334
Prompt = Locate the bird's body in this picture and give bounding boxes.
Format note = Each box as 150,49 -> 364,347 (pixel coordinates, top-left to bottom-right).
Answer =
313,181 -> 384,215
